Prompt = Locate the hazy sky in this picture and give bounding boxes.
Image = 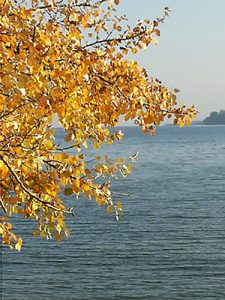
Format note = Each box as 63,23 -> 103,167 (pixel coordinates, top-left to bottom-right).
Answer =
116,0 -> 225,120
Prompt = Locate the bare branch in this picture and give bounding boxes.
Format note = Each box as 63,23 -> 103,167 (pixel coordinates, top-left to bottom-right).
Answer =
0,196 -> 7,213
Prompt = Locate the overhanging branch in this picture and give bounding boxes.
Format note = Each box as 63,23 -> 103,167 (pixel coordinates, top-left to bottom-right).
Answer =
0,155 -> 74,216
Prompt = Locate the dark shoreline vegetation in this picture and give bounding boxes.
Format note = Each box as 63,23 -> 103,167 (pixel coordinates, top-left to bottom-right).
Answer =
191,110 -> 225,125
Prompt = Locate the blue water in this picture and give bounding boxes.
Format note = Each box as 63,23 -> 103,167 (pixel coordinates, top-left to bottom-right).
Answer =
2,126 -> 225,299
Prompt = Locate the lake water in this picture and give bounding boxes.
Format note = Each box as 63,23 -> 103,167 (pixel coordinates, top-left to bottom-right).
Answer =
1,126 -> 225,299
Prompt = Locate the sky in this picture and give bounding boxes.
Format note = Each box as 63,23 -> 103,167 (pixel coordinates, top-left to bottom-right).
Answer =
116,0 -> 225,121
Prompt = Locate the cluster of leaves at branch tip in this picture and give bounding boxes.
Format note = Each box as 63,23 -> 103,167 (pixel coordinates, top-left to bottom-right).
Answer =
0,0 -> 196,250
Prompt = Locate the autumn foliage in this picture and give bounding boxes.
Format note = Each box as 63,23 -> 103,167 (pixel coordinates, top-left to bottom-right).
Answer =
0,0 -> 196,250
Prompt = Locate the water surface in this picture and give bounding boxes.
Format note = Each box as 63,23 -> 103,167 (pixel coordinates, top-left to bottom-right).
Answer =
2,126 -> 225,299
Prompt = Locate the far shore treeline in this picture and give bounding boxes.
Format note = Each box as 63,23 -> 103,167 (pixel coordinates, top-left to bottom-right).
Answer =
191,110 -> 225,125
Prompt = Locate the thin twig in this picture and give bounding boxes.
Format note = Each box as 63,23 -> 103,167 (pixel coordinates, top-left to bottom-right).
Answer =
0,155 -> 74,215
0,197 -> 7,213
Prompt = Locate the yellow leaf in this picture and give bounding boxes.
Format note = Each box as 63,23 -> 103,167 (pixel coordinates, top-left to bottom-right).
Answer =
45,140 -> 53,149
63,187 -> 73,196
127,164 -> 133,173
32,202 -> 39,211
106,205 -> 113,214
82,184 -> 91,192
116,202 -> 122,210
178,119 -> 184,128
56,224 -> 61,234
15,238 -> 23,251
0,0 -> 197,251
2,75 -> 13,89
132,48 -> 138,54
153,38 -> 158,45
185,118 -> 191,126
62,170 -> 71,178
54,232 -> 62,241
133,86 -> 139,95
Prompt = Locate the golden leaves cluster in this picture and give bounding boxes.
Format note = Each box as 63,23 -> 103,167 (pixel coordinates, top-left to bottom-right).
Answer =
0,0 -> 196,250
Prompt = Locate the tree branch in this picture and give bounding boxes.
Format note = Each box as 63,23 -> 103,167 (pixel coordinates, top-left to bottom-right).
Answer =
0,196 -> 7,213
0,155 -> 74,216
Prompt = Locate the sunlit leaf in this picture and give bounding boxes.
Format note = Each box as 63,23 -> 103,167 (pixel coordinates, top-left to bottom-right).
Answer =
0,0 -> 196,251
